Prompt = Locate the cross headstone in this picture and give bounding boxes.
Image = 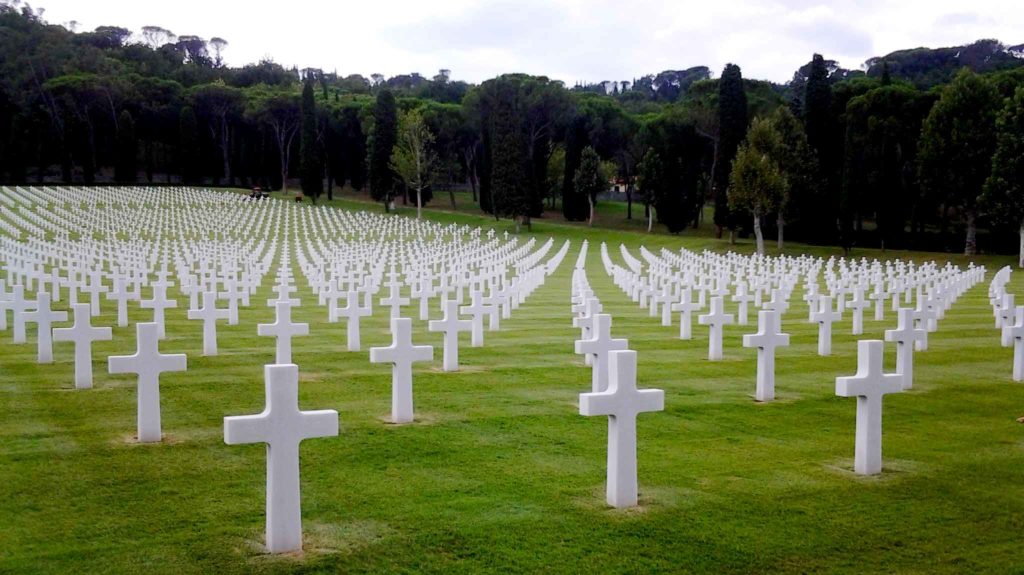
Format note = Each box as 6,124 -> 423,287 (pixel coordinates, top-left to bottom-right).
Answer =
224,364 -> 338,553
1006,306 -> 1024,382
579,350 -> 664,508
258,301 -> 309,364
835,340 -> 904,476
698,296 -> 734,361
23,291 -> 67,364
460,290 -> 490,348
848,286 -> 870,335
884,308 -> 926,389
575,314 -> 628,392
7,285 -> 34,344
671,287 -> 701,340
53,303 -> 113,389
336,290 -> 371,351
369,317 -> 433,423
187,291 -> 230,356
742,309 -> 790,402
427,300 -> 473,371
108,322 -> 187,442
810,295 -> 841,356
140,284 -> 177,339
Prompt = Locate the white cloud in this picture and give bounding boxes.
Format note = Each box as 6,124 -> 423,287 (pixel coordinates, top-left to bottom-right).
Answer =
28,0 -> 1024,84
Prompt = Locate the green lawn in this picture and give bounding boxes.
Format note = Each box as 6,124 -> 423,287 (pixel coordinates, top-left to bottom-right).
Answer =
1,193 -> 1022,573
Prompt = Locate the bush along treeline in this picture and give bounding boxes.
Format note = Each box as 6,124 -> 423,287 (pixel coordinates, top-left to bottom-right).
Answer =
2,5 -> 1024,259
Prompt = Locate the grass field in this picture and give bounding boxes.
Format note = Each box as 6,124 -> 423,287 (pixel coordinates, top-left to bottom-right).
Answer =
1,192 -> 1022,573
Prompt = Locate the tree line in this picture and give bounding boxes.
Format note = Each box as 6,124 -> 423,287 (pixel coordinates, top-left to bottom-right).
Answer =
1,4 -> 1024,259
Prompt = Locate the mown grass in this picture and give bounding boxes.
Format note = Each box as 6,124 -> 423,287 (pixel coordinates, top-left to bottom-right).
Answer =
0,192 -> 1022,573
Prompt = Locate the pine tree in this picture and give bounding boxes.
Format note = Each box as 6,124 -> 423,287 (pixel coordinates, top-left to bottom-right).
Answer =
713,63 -> 748,239
299,79 -> 323,202
179,106 -> 199,185
115,110 -> 137,183
369,89 -> 398,210
980,88 -> 1024,266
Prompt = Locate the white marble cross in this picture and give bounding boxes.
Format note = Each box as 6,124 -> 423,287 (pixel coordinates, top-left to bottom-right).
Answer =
884,308 -> 926,389
912,299 -> 937,351
188,291 -> 230,356
106,277 -> 136,327
140,284 -> 177,339
53,303 -> 112,389
336,290 -> 371,351
460,290 -> 490,348
810,295 -> 841,356
369,317 -> 433,423
579,350 -> 664,508
23,292 -> 67,364
1006,306 -> 1024,382
428,300 -> 473,371
671,287 -> 701,340
379,282 -> 410,319
835,340 -> 904,475
7,285 -> 34,344
742,309 -> 790,402
848,286 -> 870,335
575,313 -> 629,393
258,301 -> 309,364
732,282 -> 754,325
108,322 -> 187,442
698,296 -> 734,361
224,363 -> 338,554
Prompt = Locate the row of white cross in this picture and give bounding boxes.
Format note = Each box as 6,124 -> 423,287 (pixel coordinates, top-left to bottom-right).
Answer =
569,242 -> 990,496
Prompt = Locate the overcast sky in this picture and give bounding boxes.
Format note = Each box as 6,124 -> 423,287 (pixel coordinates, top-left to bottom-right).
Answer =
28,0 -> 1024,84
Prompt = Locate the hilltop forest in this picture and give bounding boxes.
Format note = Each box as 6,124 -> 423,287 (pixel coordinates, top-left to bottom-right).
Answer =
2,3 -> 1024,257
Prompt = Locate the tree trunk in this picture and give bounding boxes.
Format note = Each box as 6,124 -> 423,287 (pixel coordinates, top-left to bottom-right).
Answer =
729,230 -> 736,245
753,214 -> 765,255
626,185 -> 633,220
1018,222 -> 1024,268
776,214 -> 784,251
221,119 -> 231,185
588,196 -> 595,227
449,188 -> 457,210
716,224 -> 723,239
417,187 -> 422,219
964,209 -> 977,256
647,205 -> 654,232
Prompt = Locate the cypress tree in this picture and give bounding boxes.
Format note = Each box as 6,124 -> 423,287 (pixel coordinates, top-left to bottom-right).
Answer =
803,54 -> 836,242
561,114 -> 589,221
115,110 -> 137,183
369,89 -> 398,210
489,80 -> 532,230
299,79 -> 323,202
713,63 -> 747,238
179,106 -> 199,185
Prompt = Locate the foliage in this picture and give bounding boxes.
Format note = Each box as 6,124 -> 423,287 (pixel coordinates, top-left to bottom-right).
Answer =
918,69 -> 1001,255
980,88 -> 1024,261
713,64 -> 748,232
369,89 -> 398,207
114,110 -> 136,183
391,109 -> 438,216
300,79 -> 322,200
